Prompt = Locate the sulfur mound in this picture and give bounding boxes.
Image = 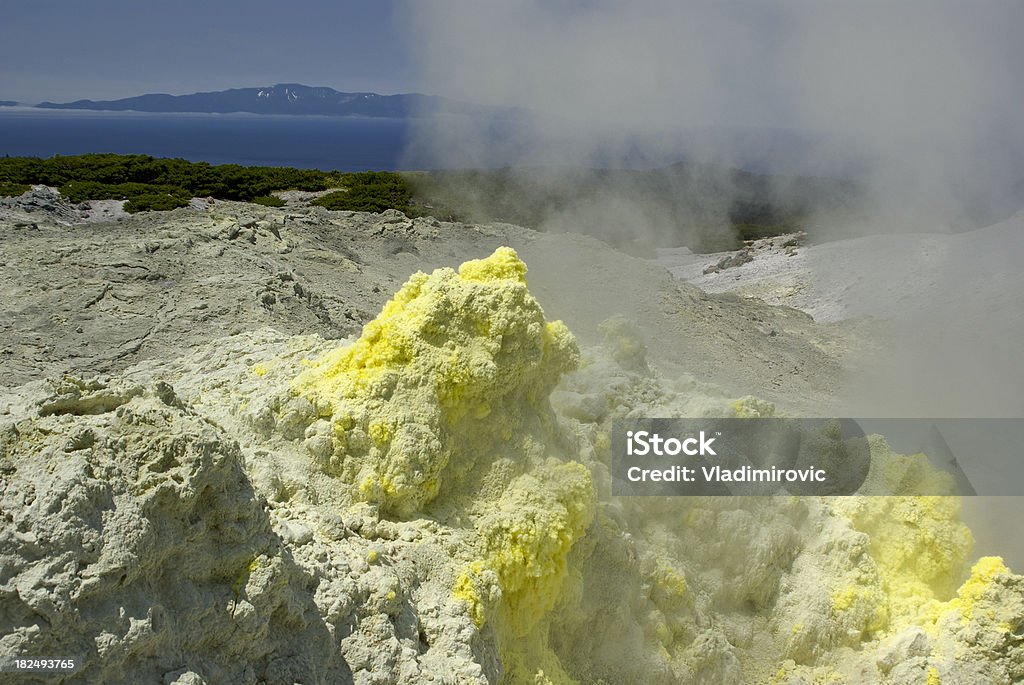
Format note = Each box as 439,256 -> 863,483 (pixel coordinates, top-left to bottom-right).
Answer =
291,246 -> 579,518
289,247 -> 595,682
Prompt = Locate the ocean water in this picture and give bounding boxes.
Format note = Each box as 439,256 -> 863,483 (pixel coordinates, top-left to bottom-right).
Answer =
0,108 -> 418,171
0,108 -> 846,176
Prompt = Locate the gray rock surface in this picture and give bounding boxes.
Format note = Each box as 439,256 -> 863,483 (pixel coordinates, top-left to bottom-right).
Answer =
1,185 -> 83,226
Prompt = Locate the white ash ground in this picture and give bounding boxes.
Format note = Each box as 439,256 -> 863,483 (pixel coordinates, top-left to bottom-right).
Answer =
661,215 -> 1024,419
658,215 -> 1024,326
272,188 -> 340,207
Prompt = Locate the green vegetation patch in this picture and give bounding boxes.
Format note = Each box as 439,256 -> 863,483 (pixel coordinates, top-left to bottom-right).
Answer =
0,153 -> 859,252
0,154 -> 420,214
0,154 -> 417,214
124,190 -> 192,214
0,181 -> 30,197
311,171 -> 411,213
61,180 -> 186,203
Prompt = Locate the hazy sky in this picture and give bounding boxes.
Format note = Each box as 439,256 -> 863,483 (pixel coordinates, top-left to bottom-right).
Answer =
3,1 -> 1024,138
0,0 -> 415,103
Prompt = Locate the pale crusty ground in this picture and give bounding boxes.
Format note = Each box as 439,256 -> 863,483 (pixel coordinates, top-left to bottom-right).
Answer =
1,200 -> 1022,685
0,201 -> 866,415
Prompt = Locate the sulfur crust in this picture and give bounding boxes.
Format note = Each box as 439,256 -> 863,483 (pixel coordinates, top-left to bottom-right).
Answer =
828,436 -> 992,638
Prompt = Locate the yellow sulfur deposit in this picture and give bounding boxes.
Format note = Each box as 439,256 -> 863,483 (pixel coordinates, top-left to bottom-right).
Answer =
291,246 -> 579,518
291,247 -> 596,681
831,437 -> 979,634
478,463 -> 593,636
457,461 -> 594,685
834,494 -> 973,630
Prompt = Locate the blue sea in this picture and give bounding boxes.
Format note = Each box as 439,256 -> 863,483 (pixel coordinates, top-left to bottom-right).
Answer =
0,107 -> 875,177
0,108 -> 418,171
5,108 -> 1017,200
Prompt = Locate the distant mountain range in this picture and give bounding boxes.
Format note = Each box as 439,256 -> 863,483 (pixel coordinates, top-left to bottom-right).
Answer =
34,84 -> 513,118
0,101 -> 18,107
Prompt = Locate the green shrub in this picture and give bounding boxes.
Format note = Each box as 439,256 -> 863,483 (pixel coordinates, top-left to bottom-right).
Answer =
251,195 -> 285,207
0,154 -> 353,207
61,181 -> 185,203
124,191 -> 191,213
0,154 -> 415,215
0,181 -> 29,197
312,172 -> 411,213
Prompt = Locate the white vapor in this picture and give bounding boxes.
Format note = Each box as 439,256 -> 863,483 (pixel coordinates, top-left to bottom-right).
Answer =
399,0 -> 1024,584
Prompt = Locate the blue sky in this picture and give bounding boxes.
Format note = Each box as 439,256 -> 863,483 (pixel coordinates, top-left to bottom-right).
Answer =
0,0 -> 414,102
